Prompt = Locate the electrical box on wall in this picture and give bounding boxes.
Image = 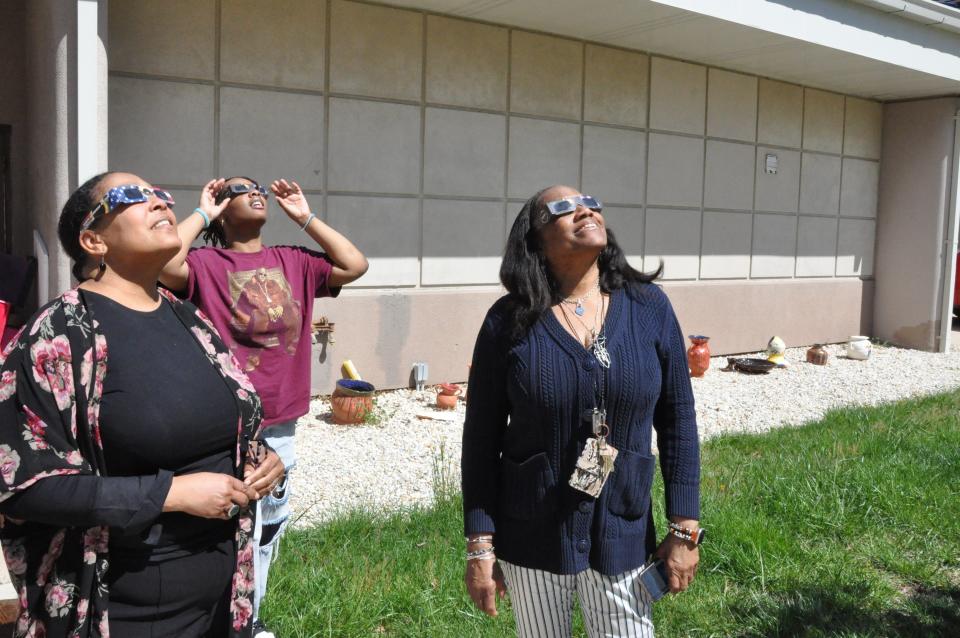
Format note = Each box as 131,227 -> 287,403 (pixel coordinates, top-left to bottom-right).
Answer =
765,153 -> 778,175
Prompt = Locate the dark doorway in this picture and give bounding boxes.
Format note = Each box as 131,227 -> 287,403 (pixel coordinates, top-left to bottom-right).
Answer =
0,125 -> 10,253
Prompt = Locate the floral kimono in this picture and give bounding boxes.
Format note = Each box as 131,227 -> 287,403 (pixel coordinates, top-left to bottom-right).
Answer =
0,288 -> 262,638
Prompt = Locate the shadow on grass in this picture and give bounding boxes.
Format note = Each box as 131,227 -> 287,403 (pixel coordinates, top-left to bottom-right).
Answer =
730,582 -> 960,637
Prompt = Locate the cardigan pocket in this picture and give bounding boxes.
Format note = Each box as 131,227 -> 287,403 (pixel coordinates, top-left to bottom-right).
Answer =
606,449 -> 656,520
498,452 -> 555,521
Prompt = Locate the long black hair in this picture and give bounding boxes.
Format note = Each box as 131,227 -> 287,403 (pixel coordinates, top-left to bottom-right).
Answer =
58,172 -> 112,282
499,187 -> 662,340
201,176 -> 261,248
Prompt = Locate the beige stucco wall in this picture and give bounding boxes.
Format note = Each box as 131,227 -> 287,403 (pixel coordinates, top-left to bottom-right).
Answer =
314,278 -> 873,390
106,0 -> 882,389
874,97 -> 959,351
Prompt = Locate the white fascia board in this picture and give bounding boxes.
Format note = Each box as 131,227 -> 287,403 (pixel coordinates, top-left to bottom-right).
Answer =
653,0 -> 960,82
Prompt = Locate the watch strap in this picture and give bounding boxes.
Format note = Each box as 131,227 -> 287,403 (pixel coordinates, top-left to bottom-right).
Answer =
667,522 -> 705,545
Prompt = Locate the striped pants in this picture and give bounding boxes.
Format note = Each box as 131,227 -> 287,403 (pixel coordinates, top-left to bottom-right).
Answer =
499,561 -> 655,638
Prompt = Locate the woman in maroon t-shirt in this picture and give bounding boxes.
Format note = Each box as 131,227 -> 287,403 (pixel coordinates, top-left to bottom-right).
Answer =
159,176 -> 368,637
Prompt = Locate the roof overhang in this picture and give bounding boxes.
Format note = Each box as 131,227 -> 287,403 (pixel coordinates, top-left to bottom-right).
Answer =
385,0 -> 960,100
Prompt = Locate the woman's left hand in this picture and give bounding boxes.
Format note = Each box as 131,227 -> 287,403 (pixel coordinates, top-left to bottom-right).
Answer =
243,448 -> 285,499
271,178 -> 312,227
654,533 -> 699,594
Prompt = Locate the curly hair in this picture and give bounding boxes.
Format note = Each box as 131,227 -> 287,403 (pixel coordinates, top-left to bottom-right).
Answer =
57,172 -> 112,282
201,176 -> 261,248
499,188 -> 662,340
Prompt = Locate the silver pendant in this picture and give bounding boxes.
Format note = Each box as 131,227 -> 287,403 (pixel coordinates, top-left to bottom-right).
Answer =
575,302 -> 585,316
592,333 -> 611,369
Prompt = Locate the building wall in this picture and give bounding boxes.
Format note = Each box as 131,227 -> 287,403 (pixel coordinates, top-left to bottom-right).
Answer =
874,97 -> 959,351
107,0 -> 881,390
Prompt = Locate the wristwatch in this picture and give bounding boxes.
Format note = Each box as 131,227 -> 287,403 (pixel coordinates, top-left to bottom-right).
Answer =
667,522 -> 706,545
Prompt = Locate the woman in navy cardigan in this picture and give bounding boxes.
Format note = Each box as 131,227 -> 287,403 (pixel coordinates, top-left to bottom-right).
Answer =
462,185 -> 702,636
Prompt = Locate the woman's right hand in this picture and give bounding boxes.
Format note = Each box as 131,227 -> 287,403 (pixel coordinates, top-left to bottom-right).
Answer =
465,556 -> 507,617
197,178 -> 230,223
163,472 -> 259,519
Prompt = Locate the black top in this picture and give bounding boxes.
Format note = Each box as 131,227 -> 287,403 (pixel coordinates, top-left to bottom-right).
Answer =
3,291 -> 240,559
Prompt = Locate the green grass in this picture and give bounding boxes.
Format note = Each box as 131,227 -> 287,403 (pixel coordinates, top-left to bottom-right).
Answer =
262,391 -> 960,637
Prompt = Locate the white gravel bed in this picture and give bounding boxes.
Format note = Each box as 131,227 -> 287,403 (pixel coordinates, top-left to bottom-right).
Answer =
289,342 -> 960,527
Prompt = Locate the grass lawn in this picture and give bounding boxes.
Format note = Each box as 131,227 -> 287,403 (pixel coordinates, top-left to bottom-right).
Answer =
261,390 -> 960,637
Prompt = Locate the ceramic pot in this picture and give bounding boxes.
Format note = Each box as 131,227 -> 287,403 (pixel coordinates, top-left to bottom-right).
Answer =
687,335 -> 710,377
846,336 -> 872,360
331,379 -> 375,424
806,344 -> 829,365
436,383 -> 462,410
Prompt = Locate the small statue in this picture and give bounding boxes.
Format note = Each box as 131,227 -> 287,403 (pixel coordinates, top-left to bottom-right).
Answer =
766,336 -> 787,367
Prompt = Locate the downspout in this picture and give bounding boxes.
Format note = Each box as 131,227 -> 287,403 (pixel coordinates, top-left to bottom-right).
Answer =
937,106 -> 960,352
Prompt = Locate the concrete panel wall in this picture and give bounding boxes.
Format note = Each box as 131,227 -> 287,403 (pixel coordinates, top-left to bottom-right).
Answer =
106,0 -> 883,389
874,98 -> 959,351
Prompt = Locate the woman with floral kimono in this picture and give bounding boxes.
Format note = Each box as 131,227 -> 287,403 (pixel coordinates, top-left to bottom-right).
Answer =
0,172 -> 284,638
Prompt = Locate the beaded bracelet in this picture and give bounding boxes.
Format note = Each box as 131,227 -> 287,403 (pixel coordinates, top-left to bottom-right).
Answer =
194,207 -> 210,229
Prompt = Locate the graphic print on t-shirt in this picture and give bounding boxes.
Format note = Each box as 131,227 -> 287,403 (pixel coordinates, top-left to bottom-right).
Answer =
227,266 -> 302,366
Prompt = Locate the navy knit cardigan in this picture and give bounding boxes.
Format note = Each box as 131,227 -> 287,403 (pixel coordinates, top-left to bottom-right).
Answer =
461,283 -> 700,576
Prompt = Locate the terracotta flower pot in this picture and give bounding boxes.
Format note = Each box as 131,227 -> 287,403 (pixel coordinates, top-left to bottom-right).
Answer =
331,379 -> 375,424
436,383 -> 462,410
687,335 -> 711,378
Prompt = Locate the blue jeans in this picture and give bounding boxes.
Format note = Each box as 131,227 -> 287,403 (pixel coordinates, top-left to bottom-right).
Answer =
253,420 -> 297,620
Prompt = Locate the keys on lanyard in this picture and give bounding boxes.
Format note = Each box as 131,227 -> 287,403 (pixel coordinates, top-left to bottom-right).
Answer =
592,408 -> 616,476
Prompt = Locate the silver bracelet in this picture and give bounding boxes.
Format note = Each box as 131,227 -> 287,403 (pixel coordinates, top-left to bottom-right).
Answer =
466,547 -> 495,560
300,213 -> 315,231
466,535 -> 494,545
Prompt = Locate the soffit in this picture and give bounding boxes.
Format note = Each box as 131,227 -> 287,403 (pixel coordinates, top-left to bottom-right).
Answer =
385,0 -> 960,100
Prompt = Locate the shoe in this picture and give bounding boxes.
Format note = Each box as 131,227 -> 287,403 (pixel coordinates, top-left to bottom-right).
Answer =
252,619 -> 276,638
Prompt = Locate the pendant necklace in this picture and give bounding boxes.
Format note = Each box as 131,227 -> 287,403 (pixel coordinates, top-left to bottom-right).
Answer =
560,294 -> 611,369
562,280 -> 600,317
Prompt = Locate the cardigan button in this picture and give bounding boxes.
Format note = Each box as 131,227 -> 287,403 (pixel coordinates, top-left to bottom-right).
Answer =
578,501 -> 591,513
581,358 -> 595,371
576,539 -> 589,553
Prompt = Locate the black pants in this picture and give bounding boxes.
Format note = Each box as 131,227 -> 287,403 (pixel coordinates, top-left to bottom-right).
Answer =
106,537 -> 235,637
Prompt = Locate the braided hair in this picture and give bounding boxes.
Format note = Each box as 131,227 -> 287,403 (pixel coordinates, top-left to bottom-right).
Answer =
200,176 -> 260,248
57,172 -> 112,282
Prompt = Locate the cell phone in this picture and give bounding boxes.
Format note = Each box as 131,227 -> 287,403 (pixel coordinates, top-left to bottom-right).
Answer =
638,559 -> 670,602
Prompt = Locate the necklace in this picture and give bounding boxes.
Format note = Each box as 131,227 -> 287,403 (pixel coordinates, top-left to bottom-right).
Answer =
561,280 -> 600,316
559,294 -> 611,369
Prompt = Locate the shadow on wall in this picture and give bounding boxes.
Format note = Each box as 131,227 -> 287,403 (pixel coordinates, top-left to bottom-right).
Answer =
729,582 -> 960,638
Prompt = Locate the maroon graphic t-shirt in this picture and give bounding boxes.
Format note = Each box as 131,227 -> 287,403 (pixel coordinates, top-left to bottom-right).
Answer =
185,245 -> 338,428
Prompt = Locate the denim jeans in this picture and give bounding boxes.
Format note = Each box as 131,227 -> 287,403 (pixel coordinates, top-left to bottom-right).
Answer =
253,419 -> 297,620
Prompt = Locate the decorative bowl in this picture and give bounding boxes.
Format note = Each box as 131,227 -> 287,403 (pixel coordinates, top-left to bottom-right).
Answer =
728,358 -> 777,374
